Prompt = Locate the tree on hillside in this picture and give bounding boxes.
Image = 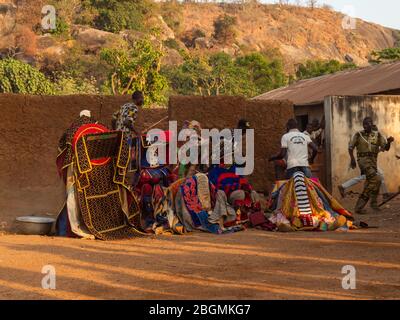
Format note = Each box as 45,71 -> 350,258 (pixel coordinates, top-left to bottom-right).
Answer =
163,52 -> 287,97
295,59 -> 356,81
212,14 -> 238,44
0,59 -> 54,94
307,0 -> 318,9
236,52 -> 287,93
87,0 -> 155,33
370,48 -> 400,64
100,39 -> 168,105
209,52 -> 257,96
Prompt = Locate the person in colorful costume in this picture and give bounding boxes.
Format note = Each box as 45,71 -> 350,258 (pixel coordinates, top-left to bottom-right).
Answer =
266,118 -> 356,232
175,120 -> 209,179
208,164 -> 260,229
173,172 -> 244,234
130,131 -> 182,234
268,171 -> 354,232
111,91 -> 143,135
56,110 -> 145,240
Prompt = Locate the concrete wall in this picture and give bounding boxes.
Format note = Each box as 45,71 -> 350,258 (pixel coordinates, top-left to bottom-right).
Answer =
0,94 -> 167,231
325,95 -> 400,197
168,95 -> 294,191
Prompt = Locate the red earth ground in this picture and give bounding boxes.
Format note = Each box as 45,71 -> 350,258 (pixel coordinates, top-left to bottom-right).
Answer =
0,196 -> 399,300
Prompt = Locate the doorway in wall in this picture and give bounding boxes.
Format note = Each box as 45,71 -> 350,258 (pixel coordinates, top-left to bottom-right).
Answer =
296,115 -> 309,132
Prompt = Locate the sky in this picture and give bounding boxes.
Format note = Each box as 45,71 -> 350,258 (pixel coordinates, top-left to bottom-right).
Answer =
261,0 -> 400,30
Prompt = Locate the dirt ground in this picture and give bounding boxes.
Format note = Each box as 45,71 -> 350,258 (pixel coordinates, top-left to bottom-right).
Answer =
0,197 -> 399,300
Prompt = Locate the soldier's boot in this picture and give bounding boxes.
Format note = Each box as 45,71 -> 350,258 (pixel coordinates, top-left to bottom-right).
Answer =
370,195 -> 381,211
354,197 -> 368,215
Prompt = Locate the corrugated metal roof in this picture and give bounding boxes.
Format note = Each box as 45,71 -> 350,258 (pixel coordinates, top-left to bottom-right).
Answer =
254,61 -> 400,105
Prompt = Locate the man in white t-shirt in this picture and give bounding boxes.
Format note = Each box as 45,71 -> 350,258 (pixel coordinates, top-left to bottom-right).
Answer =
269,119 -> 318,179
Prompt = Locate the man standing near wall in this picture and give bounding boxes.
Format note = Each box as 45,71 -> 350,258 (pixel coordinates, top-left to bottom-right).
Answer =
269,119 -> 318,179
349,117 -> 394,214
111,91 -> 144,135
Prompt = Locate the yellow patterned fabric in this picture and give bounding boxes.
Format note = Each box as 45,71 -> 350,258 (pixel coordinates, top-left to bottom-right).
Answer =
270,177 -> 353,232
74,132 -> 145,240
57,116 -> 97,173
57,120 -> 147,240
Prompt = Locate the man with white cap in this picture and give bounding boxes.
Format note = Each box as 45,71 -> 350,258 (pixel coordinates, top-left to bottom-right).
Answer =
79,110 -> 91,118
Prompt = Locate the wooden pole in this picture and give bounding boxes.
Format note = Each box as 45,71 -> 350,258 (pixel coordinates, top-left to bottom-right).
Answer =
142,116 -> 169,134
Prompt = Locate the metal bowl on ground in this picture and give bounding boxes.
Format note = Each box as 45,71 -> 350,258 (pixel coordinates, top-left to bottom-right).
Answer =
15,216 -> 56,236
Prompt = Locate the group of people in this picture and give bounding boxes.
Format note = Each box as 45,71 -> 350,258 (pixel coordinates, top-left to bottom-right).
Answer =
269,116 -> 395,217
56,91 -> 265,239
56,93 -> 389,240
267,118 -> 353,232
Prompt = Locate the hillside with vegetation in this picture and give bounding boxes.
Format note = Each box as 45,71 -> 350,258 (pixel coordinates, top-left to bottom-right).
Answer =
0,0 -> 399,105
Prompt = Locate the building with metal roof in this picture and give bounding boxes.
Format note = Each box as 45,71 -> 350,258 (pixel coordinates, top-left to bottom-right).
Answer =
255,61 -> 400,106
254,61 -> 400,195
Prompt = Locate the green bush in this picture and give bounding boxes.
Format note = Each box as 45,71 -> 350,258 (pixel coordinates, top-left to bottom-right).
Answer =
236,53 -> 287,93
0,59 -> 54,94
89,0 -> 154,33
295,59 -> 357,81
49,17 -> 70,36
163,38 -> 181,51
370,48 -> 400,64
100,39 -> 168,105
53,72 -> 99,95
163,52 -> 287,97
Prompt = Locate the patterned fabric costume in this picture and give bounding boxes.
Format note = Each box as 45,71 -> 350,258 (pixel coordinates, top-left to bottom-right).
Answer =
208,165 -> 260,227
269,172 -> 354,232
112,102 -> 139,134
174,173 -> 243,234
56,117 -> 145,240
131,133 -> 183,234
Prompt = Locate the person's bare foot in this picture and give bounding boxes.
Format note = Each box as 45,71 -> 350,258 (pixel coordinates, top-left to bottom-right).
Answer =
338,185 -> 346,198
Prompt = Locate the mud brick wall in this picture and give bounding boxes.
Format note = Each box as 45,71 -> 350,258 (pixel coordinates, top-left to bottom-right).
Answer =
0,94 -> 167,230
168,96 -> 294,192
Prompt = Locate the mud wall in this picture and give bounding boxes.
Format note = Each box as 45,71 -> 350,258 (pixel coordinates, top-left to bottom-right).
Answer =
0,94 -> 167,230
168,96 -> 294,191
325,95 -> 400,196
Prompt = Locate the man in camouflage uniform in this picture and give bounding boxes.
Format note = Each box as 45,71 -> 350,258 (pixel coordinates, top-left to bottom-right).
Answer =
349,117 -> 394,214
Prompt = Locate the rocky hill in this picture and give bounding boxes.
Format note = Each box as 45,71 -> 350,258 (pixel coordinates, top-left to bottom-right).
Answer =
0,1 -> 398,82
172,3 -> 398,68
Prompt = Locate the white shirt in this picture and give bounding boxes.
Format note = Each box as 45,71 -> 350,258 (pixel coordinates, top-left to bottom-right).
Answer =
281,129 -> 312,169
